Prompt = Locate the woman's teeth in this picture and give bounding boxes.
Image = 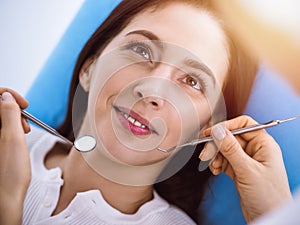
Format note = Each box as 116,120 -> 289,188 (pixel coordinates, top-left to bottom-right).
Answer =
122,112 -> 147,129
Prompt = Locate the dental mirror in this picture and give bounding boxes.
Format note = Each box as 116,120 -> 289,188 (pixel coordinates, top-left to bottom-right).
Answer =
73,135 -> 97,152
21,110 -> 97,152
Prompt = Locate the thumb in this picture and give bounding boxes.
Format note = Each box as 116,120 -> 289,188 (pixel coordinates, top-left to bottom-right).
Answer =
211,123 -> 252,174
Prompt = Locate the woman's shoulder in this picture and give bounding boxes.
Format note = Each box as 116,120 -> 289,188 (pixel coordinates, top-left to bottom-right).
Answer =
25,125 -> 63,168
25,125 -> 47,147
24,125 -> 68,180
25,125 -> 62,152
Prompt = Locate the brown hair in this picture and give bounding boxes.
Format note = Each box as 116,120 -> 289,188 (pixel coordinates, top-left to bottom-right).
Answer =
58,0 -> 258,223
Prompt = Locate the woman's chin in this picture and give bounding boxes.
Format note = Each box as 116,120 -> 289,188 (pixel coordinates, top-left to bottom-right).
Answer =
104,145 -> 170,167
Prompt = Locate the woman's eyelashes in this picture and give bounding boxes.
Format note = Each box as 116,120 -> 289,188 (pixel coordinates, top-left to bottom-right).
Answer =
180,73 -> 207,93
124,41 -> 153,62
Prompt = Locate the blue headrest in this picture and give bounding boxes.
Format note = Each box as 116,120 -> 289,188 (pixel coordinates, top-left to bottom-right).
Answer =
25,1 -> 300,224
26,0 -> 122,128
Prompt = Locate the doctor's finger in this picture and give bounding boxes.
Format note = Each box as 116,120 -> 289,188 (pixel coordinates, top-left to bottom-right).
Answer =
0,87 -> 29,109
21,117 -> 31,133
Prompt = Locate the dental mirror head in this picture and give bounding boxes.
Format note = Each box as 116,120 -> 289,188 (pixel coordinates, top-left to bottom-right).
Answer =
74,135 -> 97,152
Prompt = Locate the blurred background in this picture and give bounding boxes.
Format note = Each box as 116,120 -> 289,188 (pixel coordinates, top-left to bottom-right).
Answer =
1,0 -> 299,95
0,0 -> 84,95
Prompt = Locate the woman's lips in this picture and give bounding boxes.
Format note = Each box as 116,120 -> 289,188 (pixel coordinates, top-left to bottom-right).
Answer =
114,106 -> 157,135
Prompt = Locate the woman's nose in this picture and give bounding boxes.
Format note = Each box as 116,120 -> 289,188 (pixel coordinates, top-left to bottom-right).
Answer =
133,81 -> 165,110
132,65 -> 177,110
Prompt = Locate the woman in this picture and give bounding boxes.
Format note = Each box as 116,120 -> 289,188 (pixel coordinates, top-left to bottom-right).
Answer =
0,0 -> 292,224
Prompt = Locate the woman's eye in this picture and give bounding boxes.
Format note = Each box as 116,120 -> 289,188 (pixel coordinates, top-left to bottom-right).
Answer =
181,75 -> 202,91
131,44 -> 151,61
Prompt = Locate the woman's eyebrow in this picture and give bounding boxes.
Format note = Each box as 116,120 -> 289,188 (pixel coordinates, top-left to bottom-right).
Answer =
184,58 -> 216,85
125,30 -> 164,50
126,30 -> 216,85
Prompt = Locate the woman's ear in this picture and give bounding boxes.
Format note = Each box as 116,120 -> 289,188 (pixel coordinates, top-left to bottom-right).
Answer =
79,57 -> 96,92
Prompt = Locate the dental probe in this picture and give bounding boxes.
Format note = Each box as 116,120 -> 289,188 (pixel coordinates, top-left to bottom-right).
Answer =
21,110 -> 73,146
157,114 -> 300,153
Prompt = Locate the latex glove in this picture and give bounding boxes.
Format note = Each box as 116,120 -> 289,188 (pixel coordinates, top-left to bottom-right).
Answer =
0,89 -> 31,225
200,115 -> 292,223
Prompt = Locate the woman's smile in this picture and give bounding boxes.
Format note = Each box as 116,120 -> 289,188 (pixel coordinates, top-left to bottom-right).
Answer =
113,105 -> 159,136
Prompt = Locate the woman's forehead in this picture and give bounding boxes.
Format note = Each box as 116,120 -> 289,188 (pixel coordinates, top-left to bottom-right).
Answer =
102,2 -> 229,85
137,6 -> 226,81
127,4 -> 219,36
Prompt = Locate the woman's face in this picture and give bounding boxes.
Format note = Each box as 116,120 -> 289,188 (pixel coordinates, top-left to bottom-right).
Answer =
81,3 -> 229,167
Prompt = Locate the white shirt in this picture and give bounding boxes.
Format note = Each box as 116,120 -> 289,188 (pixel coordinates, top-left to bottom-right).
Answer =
23,126 -> 195,225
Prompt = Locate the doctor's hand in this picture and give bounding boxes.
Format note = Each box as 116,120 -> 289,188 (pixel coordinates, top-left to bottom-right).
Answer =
0,89 -> 31,225
200,115 -> 292,223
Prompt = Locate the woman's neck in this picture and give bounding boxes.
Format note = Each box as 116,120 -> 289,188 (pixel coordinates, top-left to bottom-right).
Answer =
53,148 -> 153,215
